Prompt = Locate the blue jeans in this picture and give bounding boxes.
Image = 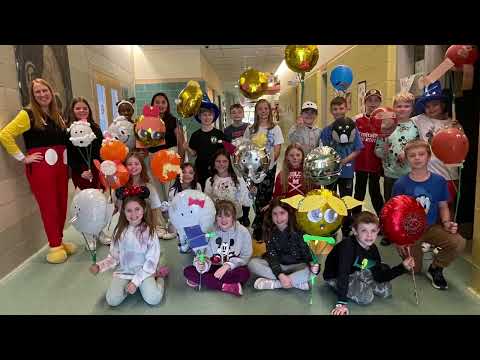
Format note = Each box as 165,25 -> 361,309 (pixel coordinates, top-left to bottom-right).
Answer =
106,276 -> 164,306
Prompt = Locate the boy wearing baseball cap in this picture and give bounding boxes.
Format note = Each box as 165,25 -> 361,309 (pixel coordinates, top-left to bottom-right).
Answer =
287,101 -> 322,155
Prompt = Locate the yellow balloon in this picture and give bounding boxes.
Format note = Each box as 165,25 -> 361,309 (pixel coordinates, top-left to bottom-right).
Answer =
295,189 -> 343,236
284,45 -> 319,73
239,68 -> 268,99
176,80 -> 203,118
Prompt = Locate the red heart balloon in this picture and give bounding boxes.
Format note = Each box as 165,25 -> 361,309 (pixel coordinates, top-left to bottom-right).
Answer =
431,127 -> 469,164
445,45 -> 478,68
380,195 -> 427,246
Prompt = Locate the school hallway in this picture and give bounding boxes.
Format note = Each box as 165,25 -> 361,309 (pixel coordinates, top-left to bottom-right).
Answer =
0,212 -> 478,315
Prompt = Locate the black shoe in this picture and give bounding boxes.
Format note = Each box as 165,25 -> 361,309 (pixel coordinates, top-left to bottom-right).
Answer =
240,217 -> 251,227
380,238 -> 391,246
427,265 -> 448,290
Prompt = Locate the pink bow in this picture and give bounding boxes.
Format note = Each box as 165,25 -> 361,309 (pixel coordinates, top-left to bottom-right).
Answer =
188,197 -> 205,208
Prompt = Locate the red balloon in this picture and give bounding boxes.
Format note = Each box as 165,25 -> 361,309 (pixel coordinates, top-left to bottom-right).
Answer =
446,45 -> 478,68
370,107 -> 397,137
380,195 -> 427,246
431,127 -> 469,164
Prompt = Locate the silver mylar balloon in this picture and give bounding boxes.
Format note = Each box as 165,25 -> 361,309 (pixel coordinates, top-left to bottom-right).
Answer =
232,140 -> 270,184
70,189 -> 114,235
304,146 -> 342,186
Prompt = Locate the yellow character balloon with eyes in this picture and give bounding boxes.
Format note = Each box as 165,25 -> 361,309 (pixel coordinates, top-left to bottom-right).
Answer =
281,188 -> 363,237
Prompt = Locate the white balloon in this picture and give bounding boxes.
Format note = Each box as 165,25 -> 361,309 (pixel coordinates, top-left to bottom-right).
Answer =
168,190 -> 215,246
70,189 -> 114,235
104,116 -> 135,150
68,121 -> 97,147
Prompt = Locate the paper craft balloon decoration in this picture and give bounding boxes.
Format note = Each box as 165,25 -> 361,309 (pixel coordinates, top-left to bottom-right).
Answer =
282,188 -> 363,236
94,159 -> 129,190
238,68 -> 269,99
431,127 -> 469,164
380,195 -> 427,246
68,120 -> 97,147
104,115 -> 135,150
100,139 -> 129,162
370,107 -> 397,137
70,189 -> 114,236
304,146 -> 342,186
176,80 -> 203,118
284,45 -> 319,73
135,105 -> 166,148
232,139 -> 270,184
150,149 -> 181,183
330,65 -> 353,91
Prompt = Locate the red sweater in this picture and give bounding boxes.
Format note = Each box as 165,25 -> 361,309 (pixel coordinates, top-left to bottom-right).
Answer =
353,113 -> 382,173
273,168 -> 306,198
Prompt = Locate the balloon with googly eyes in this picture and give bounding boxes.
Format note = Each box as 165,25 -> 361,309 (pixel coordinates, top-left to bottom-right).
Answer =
281,188 -> 363,236
68,120 -> 97,147
231,139 -> 270,184
134,105 -> 166,148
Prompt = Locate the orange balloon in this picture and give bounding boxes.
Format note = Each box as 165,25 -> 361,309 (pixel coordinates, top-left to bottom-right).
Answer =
100,139 -> 129,162
94,160 -> 130,190
150,150 -> 181,183
431,127 -> 469,164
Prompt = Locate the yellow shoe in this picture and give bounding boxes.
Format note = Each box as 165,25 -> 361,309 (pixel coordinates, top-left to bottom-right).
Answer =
252,240 -> 266,258
62,242 -> 78,256
46,246 -> 68,264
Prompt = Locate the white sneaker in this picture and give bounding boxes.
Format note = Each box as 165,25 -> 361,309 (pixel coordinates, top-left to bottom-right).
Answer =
161,231 -> 177,240
99,231 -> 112,245
254,278 -> 276,290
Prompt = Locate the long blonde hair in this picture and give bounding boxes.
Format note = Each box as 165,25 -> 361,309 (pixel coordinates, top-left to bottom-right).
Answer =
280,143 -> 308,195
113,197 -> 156,243
27,78 -> 65,130
250,99 -> 274,135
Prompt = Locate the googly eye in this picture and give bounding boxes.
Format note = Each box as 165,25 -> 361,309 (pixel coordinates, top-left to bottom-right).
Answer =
151,131 -> 165,140
137,129 -> 149,139
324,209 -> 338,224
307,209 -> 323,223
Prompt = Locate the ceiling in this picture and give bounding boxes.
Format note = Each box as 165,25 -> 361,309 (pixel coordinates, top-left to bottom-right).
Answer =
142,45 -> 286,93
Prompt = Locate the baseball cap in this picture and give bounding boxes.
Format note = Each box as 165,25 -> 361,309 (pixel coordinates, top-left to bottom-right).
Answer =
364,89 -> 383,102
301,101 -> 318,111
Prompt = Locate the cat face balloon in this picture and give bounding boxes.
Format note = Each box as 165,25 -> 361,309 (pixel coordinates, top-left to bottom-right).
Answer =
104,116 -> 135,150
332,117 -> 356,144
68,120 -> 97,147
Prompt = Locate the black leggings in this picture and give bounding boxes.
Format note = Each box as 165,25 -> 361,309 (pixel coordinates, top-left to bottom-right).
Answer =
353,171 -> 384,216
252,165 -> 276,241
327,178 -> 354,234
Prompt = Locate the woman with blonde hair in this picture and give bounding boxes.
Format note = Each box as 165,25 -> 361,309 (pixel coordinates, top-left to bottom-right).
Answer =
0,78 -> 77,264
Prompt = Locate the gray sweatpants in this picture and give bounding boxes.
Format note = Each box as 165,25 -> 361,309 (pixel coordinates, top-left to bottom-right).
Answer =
325,269 -> 392,305
248,258 -> 311,289
106,276 -> 164,307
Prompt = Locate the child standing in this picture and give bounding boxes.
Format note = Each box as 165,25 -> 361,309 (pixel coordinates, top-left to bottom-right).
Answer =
375,92 -> 419,245
188,96 -> 225,189
392,140 -> 466,290
223,103 -> 251,225
243,99 -> 284,241
323,211 -> 415,315
168,162 -> 202,201
223,103 -> 249,143
273,143 -> 307,199
116,98 -> 136,123
183,200 -> 252,296
287,101 -> 322,155
321,96 -> 363,236
411,81 -> 459,204
248,198 -> 319,291
204,149 -> 252,226
66,97 -> 104,190
90,189 -> 164,307
353,89 -> 385,216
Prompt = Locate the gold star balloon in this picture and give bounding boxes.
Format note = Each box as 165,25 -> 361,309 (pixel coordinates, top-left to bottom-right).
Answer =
176,80 -> 203,118
284,45 -> 319,73
238,68 -> 269,99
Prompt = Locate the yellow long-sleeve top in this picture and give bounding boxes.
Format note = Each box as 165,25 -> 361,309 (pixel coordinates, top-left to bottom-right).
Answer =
0,109 -> 67,161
